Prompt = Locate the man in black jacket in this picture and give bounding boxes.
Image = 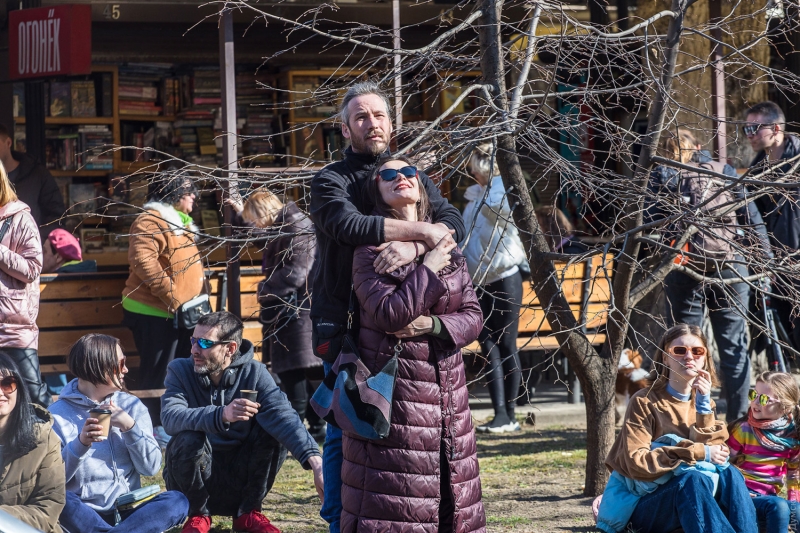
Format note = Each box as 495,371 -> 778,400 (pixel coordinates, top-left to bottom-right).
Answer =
0,124 -> 65,237
162,311 -> 323,533
309,81 -> 465,533
746,101 -> 800,349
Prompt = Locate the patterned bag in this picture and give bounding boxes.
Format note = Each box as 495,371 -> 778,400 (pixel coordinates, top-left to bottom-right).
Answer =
310,334 -> 399,440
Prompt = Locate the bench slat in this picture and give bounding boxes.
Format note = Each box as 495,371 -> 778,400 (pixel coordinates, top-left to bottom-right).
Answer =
464,333 -> 607,353
39,328 -> 137,357
39,301 -> 124,328
40,278 -> 127,301
518,303 -> 609,334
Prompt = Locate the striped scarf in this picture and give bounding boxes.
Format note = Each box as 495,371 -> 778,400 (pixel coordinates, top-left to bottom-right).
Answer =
748,411 -> 800,452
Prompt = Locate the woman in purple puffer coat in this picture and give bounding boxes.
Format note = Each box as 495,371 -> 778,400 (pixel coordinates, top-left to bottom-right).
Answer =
341,155 -> 486,533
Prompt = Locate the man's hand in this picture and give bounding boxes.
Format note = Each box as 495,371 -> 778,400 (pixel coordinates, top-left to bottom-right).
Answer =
421,223 -> 456,251
707,444 -> 730,465
391,316 -> 435,338
222,398 -> 259,424
374,241 -> 419,275
307,455 -> 324,504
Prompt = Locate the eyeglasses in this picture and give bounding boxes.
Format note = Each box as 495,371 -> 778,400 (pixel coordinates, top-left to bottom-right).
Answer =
668,346 -> 707,358
378,166 -> 418,182
743,123 -> 774,137
0,376 -> 18,395
190,337 -> 230,350
749,389 -> 779,406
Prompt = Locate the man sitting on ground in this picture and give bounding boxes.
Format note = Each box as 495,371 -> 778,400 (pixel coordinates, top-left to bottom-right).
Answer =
161,311 -> 323,533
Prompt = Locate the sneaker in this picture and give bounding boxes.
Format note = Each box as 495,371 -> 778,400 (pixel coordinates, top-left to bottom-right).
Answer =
232,510 -> 281,533
153,426 -> 171,448
181,515 -> 212,533
477,417 -> 521,434
487,420 -> 521,433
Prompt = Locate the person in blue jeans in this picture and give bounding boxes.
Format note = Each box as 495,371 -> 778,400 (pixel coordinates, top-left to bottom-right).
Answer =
603,324 -> 757,533
49,333 -> 189,533
309,81 -> 465,532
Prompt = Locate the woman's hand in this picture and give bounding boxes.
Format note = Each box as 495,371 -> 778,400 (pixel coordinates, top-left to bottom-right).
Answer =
79,417 -> 105,446
223,195 -> 244,215
99,400 -> 135,433
423,235 -> 456,273
692,369 -> 712,397
707,444 -> 730,465
391,316 -> 434,338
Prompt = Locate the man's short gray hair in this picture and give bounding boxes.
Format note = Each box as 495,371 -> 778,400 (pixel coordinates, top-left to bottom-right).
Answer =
746,101 -> 786,129
339,82 -> 392,127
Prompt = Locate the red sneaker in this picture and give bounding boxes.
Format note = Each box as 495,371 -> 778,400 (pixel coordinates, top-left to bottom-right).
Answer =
181,515 -> 212,533
232,510 -> 281,533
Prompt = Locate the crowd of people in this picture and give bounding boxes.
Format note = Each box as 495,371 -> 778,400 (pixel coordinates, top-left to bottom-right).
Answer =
2,81 -> 800,533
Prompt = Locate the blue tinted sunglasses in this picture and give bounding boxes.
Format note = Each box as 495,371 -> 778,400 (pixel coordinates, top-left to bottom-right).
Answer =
190,336 -> 230,349
378,166 -> 418,182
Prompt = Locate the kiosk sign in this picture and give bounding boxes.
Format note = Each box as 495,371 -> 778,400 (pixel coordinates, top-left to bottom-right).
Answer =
9,5 -> 91,80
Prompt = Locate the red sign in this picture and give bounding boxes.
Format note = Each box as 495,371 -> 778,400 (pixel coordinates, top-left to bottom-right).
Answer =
9,5 -> 91,80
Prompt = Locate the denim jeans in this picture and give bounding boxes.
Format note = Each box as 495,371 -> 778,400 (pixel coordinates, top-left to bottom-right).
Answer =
664,264 -> 751,419
628,466 -> 757,533
752,494 -> 800,533
163,424 -> 287,517
59,489 -> 189,533
320,361 -> 343,533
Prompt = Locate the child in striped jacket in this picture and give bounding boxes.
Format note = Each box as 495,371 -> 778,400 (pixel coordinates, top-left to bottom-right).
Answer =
728,371 -> 800,533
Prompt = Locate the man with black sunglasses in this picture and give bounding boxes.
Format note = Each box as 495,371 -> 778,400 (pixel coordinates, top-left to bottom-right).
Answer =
309,81 -> 465,533
160,311 -> 323,533
746,101 -> 800,351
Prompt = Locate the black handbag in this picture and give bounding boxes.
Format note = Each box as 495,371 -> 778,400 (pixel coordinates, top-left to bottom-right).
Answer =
174,293 -> 212,329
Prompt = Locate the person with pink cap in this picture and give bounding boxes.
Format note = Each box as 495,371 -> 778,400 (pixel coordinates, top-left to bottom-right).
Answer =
41,229 -> 97,274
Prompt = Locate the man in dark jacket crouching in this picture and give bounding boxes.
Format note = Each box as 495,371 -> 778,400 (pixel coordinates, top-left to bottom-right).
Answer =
161,311 -> 323,533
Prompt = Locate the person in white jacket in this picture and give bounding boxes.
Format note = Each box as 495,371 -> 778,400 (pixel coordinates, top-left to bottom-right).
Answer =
461,143 -> 527,433
49,333 -> 189,533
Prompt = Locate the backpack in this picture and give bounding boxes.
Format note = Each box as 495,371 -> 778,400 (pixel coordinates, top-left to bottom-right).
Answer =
677,160 -> 737,271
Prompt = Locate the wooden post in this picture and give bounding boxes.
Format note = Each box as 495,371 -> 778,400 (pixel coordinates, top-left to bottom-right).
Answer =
21,0 -> 45,164
393,0 -> 402,132
709,1 -> 727,162
219,9 -> 241,317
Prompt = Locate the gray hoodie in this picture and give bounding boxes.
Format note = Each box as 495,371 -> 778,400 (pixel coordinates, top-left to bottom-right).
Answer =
48,380 -> 161,512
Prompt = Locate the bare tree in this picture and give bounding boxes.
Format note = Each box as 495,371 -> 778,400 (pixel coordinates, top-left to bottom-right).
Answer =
92,0 -> 800,495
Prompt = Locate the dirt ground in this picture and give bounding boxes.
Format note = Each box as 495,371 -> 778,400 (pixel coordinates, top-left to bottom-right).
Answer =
151,424 -> 597,533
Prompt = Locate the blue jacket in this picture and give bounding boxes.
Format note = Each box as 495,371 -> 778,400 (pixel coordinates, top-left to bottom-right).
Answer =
596,434 -> 729,533
48,381 -> 161,512
161,339 -> 320,467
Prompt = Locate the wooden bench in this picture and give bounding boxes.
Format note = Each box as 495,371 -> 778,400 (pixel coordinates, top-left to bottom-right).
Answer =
464,255 -> 613,403
38,268 -> 265,398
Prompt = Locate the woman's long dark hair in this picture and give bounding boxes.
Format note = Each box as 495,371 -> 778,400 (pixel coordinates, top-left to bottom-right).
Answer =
0,353 -> 39,461
367,155 -> 431,222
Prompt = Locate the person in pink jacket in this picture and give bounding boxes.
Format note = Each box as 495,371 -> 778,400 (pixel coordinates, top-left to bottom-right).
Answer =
0,162 -> 47,406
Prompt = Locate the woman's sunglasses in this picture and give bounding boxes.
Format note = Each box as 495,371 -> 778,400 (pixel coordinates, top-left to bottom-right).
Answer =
749,389 -> 778,406
0,376 -> 18,395
378,166 -> 418,182
668,346 -> 707,358
190,336 -> 230,350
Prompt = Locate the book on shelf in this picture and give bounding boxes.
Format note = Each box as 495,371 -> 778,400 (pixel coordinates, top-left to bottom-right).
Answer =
50,82 -> 71,117
12,84 -> 24,118
93,72 -> 114,118
71,81 -> 97,118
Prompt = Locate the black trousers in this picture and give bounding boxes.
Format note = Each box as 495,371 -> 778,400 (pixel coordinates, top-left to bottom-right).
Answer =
0,348 -> 51,407
122,309 -> 192,426
163,424 -> 287,517
278,368 -> 323,427
477,271 -> 523,418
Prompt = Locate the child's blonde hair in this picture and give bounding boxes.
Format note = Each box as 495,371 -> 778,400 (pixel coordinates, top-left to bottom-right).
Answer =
658,128 -> 698,165
756,371 -> 800,426
241,190 -> 284,228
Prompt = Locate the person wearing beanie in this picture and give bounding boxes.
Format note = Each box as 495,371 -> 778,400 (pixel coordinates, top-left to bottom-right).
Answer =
41,229 -> 97,274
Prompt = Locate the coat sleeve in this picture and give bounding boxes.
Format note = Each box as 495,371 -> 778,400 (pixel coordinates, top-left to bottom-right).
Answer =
161,362 -> 228,436
614,395 -> 706,481
262,221 -> 316,296
434,262 -> 483,351
253,367 -> 320,468
0,212 -> 42,283
121,399 -> 162,477
421,172 -> 465,243
127,214 -> 174,309
310,168 -> 384,246
0,427 -> 65,533
353,245 -> 448,333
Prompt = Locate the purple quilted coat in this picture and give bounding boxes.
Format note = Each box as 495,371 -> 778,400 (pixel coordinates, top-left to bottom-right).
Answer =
341,245 -> 486,533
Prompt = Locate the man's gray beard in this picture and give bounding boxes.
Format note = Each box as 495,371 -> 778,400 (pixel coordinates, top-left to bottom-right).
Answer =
194,360 -> 224,377
350,134 -> 387,156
